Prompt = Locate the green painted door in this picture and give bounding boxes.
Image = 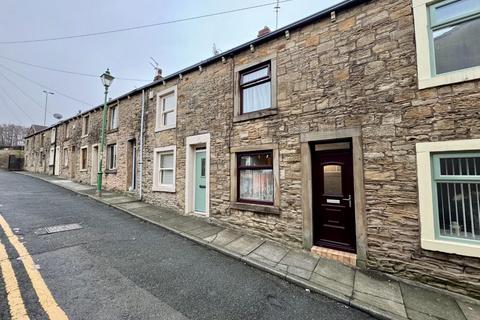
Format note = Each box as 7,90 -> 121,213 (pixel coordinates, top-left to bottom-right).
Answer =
194,150 -> 207,213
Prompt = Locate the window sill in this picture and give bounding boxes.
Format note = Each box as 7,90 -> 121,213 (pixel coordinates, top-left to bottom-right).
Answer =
105,169 -> 117,174
81,134 -> 89,138
418,66 -> 480,89
107,128 -> 119,134
155,125 -> 176,133
231,202 -> 280,215
152,185 -> 176,193
421,238 -> 480,258
233,108 -> 277,123
79,169 -> 87,172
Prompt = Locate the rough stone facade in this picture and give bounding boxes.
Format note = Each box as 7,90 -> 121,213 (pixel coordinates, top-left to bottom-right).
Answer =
24,0 -> 480,298
25,96 -> 142,192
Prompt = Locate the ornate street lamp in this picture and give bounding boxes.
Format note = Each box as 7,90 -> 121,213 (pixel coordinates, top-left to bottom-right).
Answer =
97,68 -> 114,196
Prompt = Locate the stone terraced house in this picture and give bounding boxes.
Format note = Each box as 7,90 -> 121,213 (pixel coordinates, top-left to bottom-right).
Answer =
24,0 -> 480,298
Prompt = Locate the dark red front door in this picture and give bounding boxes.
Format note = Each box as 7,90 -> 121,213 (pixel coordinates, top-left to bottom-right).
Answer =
311,141 -> 356,253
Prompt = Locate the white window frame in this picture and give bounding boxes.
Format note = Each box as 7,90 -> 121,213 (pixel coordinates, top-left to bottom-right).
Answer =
107,144 -> 117,170
412,0 -> 480,89
65,123 -> 69,139
109,105 -> 119,130
416,139 -> 480,258
48,147 -> 55,166
153,145 -> 176,192
50,128 -> 56,144
82,115 -> 89,137
80,146 -> 88,171
63,147 -> 68,167
155,85 -> 177,132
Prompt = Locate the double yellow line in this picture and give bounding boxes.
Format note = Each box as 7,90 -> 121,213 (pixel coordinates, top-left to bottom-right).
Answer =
0,214 -> 68,320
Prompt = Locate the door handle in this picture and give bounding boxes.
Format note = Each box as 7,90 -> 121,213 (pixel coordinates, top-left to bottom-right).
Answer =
342,195 -> 352,208
199,185 -> 206,189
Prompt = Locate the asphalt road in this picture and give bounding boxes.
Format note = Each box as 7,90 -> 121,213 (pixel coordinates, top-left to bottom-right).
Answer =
0,170 -> 375,320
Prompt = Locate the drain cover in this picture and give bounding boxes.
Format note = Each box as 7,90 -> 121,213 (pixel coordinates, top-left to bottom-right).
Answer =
43,223 -> 82,234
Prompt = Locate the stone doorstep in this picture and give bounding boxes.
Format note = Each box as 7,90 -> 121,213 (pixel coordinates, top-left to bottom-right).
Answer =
311,245 -> 357,267
18,172 -> 480,320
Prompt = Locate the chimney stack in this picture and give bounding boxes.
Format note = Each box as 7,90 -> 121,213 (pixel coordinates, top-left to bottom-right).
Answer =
154,68 -> 163,81
257,26 -> 271,38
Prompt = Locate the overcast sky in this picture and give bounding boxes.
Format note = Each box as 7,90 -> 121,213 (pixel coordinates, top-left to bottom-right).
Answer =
0,0 -> 341,127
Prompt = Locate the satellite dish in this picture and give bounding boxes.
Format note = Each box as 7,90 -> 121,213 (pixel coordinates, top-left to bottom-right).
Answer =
53,113 -> 63,120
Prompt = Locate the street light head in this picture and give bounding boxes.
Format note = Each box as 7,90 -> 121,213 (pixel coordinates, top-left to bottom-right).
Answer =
100,68 -> 114,88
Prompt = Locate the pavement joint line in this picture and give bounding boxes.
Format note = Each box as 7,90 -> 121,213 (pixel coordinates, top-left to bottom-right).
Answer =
0,214 -> 68,320
17,172 -> 480,320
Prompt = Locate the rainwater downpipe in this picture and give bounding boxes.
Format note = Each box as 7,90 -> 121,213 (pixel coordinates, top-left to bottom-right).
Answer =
139,89 -> 146,200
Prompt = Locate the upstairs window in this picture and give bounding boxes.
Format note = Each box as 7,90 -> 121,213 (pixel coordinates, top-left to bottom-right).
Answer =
156,86 -> 177,131
429,0 -> 480,75
82,115 -> 89,136
240,62 -> 271,114
50,128 -> 56,144
64,123 -> 69,139
109,106 -> 118,130
413,0 -> 480,88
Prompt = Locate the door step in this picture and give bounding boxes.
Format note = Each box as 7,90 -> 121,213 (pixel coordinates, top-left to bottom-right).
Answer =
311,246 -> 356,267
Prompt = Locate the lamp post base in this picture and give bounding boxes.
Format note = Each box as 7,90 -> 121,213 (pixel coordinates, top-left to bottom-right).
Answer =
97,171 -> 103,197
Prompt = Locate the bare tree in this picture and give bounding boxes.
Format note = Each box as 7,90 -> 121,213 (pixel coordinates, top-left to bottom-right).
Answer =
0,124 -> 28,147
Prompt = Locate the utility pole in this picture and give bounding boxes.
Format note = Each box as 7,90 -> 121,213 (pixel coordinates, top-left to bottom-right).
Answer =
43,90 -> 54,125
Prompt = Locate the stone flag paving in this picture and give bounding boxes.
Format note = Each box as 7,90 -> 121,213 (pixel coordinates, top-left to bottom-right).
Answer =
19,172 -> 480,320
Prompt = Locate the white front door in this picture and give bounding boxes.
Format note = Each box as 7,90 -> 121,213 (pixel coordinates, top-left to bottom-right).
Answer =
54,147 -> 60,175
91,145 -> 98,186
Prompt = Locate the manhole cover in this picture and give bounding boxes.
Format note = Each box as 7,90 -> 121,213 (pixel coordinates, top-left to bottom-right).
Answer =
40,223 -> 83,235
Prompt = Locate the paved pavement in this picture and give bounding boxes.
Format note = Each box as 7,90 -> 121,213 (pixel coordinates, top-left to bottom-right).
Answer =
0,170 -> 379,320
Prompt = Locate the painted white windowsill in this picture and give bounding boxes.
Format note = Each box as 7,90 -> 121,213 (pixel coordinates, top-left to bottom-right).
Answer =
155,125 -> 176,133
152,185 -> 175,193
421,239 -> 480,258
418,67 -> 480,89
